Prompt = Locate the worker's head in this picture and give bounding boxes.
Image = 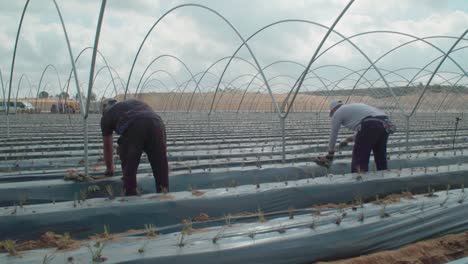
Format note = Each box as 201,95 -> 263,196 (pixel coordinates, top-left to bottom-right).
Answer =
329,100 -> 343,117
101,98 -> 117,114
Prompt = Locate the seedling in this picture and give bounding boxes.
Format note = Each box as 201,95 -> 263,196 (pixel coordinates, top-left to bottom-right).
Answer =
18,194 -> 28,208
257,208 -> 267,223
310,216 -> 320,229
11,204 -> 17,215
288,206 -> 295,219
230,179 -> 238,188
73,193 -> 77,208
88,185 -> 101,193
101,225 -> 111,238
440,196 -> 449,207
177,231 -> 186,248
87,242 -> 106,263
446,184 -> 451,195
138,240 -> 149,254
144,224 -> 157,237
105,185 -> 114,200
181,219 -> 193,235
358,209 -> 365,222
224,214 -> 232,227
379,205 -> 390,218
278,224 -> 286,234
458,191 -> 466,204
425,186 -> 437,197
42,253 -> 55,264
57,233 -> 74,250
0,240 -> 18,256
212,234 -> 220,244
80,189 -> 88,203
355,197 -> 363,208
335,214 -> 342,225
211,227 -> 226,244
119,188 -> 126,198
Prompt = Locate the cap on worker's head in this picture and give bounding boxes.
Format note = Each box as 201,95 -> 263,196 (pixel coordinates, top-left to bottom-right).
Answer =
101,98 -> 117,114
329,99 -> 343,117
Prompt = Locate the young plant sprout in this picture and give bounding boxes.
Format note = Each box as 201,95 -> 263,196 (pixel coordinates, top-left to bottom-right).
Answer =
87,241 -> 106,263
335,214 -> 342,226
100,225 -> 111,238
73,193 -> 77,208
379,205 -> 390,218
0,240 -> 18,256
440,196 -> 449,207
458,191 -> 466,204
79,189 -> 87,203
278,224 -> 286,234
138,240 -> 149,254
288,206 -> 295,219
42,253 -> 55,264
358,209 -> 365,222
310,216 -> 320,229
257,208 -> 267,223
105,185 -> 114,200
144,224 -> 157,237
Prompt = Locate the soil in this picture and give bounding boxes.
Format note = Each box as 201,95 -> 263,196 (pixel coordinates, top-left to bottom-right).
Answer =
192,213 -> 212,222
318,231 -> 468,264
191,190 -> 206,197
311,192 -> 415,212
373,192 -> 415,205
0,232 -> 80,254
64,169 -> 95,182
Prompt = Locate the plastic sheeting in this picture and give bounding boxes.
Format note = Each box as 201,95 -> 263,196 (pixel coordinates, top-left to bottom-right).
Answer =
1,189 -> 467,263
447,257 -> 468,264
1,164 -> 467,241
0,151 -> 466,206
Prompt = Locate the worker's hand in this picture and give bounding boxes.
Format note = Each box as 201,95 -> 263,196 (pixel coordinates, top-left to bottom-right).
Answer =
338,141 -> 348,148
315,156 -> 332,169
104,168 -> 114,177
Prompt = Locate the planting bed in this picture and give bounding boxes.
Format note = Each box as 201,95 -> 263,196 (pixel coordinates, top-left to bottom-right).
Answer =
0,188 -> 467,263
0,112 -> 467,263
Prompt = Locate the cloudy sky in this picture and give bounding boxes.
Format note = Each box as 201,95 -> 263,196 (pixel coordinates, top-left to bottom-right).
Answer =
0,0 -> 467,99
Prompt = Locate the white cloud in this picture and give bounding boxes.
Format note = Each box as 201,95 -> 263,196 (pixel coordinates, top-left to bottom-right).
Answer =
0,0 -> 466,98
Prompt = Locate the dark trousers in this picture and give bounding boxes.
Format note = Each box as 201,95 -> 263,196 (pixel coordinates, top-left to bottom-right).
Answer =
351,120 -> 389,173
117,118 -> 168,195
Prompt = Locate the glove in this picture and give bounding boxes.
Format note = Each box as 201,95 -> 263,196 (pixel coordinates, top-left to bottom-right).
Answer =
325,153 -> 334,162
339,141 -> 348,148
104,168 -> 114,177
315,155 -> 333,169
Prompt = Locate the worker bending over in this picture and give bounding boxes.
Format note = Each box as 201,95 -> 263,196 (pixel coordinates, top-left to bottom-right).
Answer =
101,98 -> 168,195
319,100 -> 395,173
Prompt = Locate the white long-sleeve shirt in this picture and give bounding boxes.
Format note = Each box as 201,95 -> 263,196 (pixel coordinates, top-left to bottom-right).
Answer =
328,103 -> 386,151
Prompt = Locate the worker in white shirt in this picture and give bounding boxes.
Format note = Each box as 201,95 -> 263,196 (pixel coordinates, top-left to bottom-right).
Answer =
318,100 -> 395,173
